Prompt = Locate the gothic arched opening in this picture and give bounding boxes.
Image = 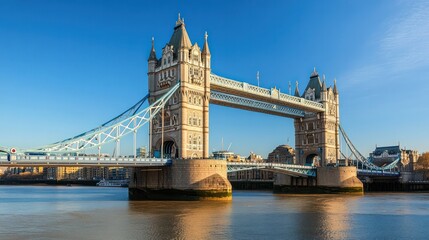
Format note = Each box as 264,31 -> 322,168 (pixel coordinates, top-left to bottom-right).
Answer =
305,154 -> 321,167
163,140 -> 177,159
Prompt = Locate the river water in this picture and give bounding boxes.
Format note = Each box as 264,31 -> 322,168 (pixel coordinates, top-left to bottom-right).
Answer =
0,186 -> 428,240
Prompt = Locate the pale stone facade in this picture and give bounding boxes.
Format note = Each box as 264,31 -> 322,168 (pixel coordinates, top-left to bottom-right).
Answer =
148,18 -> 340,166
148,16 -> 210,159
267,145 -> 295,164
294,70 -> 340,166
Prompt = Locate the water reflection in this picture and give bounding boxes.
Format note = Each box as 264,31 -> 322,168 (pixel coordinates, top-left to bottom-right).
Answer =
1,187 -> 429,239
128,201 -> 232,239
275,194 -> 362,240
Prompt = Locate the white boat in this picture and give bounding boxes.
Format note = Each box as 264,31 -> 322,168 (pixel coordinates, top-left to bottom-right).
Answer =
96,179 -> 128,187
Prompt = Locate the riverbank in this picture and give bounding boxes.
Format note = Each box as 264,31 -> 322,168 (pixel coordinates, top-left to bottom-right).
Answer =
230,180 -> 429,193
0,179 -> 98,186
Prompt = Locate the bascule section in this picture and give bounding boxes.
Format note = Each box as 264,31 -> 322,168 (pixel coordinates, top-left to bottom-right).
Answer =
148,15 -> 210,159
294,69 -> 340,167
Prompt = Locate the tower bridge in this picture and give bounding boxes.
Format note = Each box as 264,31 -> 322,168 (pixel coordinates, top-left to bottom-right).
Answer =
0,16 -> 402,199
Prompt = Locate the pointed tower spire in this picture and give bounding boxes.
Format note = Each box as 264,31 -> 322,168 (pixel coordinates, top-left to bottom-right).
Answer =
202,31 -> 210,55
294,81 -> 300,97
322,79 -> 327,91
148,37 -> 157,61
169,14 -> 192,55
333,78 -> 338,95
310,67 -> 318,77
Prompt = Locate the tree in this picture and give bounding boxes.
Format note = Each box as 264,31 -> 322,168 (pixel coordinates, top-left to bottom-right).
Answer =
417,152 -> 429,169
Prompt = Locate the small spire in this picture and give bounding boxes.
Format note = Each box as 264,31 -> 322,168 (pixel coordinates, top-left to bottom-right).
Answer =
202,31 -> 210,55
310,67 -> 318,77
322,79 -> 327,91
175,13 -> 185,27
333,78 -> 338,95
294,81 -> 300,97
148,37 -> 157,61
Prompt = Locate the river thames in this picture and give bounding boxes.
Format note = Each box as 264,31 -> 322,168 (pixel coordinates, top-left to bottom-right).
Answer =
0,186 -> 428,239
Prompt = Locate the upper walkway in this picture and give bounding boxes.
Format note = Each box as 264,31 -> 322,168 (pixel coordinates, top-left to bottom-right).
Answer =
210,74 -> 325,115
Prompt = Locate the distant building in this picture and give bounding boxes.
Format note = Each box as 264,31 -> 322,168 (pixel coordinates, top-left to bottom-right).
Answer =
247,152 -> 263,162
267,145 -> 295,164
108,167 -> 129,180
370,145 -> 419,171
137,147 -> 147,157
212,150 -> 245,162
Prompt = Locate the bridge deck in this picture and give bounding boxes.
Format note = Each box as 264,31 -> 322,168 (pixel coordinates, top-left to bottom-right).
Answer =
0,155 -> 171,167
0,154 -> 400,177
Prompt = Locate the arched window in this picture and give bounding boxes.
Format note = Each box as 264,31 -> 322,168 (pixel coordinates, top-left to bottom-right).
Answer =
172,115 -> 177,125
164,112 -> 171,126
198,118 -> 201,126
198,136 -> 201,150
193,113 -> 197,125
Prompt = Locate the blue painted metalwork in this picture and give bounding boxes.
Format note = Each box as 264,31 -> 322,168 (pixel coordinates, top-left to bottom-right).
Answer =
211,91 -> 305,118
210,73 -> 324,112
339,124 -> 400,173
0,83 -> 180,155
227,162 -> 316,177
0,154 -> 171,167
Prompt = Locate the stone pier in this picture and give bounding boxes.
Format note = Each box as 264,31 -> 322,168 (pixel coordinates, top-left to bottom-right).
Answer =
129,159 -> 232,200
274,166 -> 363,194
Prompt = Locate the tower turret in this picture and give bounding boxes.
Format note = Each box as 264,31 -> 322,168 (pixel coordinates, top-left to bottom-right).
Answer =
148,37 -> 157,95
202,32 -> 211,69
333,78 -> 338,95
321,78 -> 327,101
294,81 -> 300,97
169,14 -> 192,62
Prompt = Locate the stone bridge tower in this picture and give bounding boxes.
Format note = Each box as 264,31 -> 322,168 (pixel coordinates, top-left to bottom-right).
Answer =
294,69 -> 340,166
148,16 -> 210,159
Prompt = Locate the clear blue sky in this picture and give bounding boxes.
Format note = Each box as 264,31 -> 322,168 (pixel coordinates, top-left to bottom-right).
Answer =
0,0 -> 428,157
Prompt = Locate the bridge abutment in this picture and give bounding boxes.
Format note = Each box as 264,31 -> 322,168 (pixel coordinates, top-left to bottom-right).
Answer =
129,159 -> 232,200
274,166 -> 363,194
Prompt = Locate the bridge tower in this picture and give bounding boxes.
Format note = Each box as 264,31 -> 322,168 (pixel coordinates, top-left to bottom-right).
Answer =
148,15 -> 211,159
294,69 -> 340,166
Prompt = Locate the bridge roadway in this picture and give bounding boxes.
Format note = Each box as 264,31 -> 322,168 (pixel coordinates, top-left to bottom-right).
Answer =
0,155 -> 171,167
0,155 -> 399,177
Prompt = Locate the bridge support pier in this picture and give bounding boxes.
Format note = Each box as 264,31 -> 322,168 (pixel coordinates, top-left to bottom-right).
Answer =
129,159 -> 232,200
274,166 -> 363,194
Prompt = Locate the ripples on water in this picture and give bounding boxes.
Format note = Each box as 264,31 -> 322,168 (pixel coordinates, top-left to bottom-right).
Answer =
1,186 -> 429,239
